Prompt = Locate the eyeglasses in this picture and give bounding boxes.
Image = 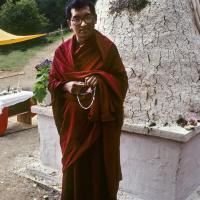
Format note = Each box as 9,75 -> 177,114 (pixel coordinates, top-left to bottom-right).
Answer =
71,14 -> 94,26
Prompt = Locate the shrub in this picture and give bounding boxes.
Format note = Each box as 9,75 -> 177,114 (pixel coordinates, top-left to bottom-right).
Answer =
0,0 -> 49,35
36,0 -> 67,31
0,0 -> 6,7
33,59 -> 52,103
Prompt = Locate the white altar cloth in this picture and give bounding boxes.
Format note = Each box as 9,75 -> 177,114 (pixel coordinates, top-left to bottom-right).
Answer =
0,91 -> 33,114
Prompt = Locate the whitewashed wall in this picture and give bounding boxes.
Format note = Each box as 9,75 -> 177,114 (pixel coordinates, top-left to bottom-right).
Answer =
120,132 -> 180,200
176,134 -> 200,200
32,105 -> 200,200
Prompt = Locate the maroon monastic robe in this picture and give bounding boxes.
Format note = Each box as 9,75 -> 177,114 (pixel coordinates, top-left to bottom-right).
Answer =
48,30 -> 128,200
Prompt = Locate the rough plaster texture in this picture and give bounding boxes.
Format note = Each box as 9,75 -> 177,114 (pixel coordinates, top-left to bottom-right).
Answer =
95,0 -> 200,125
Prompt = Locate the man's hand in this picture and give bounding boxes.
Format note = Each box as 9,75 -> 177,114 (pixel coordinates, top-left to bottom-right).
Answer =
63,81 -> 85,94
85,76 -> 98,87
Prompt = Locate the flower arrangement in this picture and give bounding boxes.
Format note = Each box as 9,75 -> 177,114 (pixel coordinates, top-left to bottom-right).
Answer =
33,59 -> 52,103
176,114 -> 199,130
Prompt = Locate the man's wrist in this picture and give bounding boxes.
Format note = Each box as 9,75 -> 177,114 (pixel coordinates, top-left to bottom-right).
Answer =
62,82 -> 70,91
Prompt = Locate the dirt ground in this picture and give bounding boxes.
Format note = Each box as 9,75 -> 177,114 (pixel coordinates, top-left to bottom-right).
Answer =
0,124 -> 60,200
0,39 -> 63,200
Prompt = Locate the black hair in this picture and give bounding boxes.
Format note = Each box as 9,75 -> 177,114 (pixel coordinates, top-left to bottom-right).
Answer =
65,0 -> 97,20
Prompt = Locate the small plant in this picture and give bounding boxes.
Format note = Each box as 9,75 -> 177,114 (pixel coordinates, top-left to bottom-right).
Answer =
109,0 -> 150,14
33,59 -> 52,103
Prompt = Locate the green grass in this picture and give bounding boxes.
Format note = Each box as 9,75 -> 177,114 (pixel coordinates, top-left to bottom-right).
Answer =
0,31 -> 72,71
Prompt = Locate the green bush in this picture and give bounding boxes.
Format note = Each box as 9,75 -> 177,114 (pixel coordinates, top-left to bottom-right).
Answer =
91,0 -> 97,3
33,59 -> 52,103
36,0 -> 67,31
0,0 -> 49,35
0,0 -> 6,7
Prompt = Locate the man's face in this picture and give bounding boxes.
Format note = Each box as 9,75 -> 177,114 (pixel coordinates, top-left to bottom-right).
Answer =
68,6 -> 96,43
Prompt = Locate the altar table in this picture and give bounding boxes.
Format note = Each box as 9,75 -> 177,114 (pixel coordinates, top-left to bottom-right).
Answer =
0,91 -> 33,135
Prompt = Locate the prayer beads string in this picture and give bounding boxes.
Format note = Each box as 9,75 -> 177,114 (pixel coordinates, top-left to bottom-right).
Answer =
76,87 -> 96,110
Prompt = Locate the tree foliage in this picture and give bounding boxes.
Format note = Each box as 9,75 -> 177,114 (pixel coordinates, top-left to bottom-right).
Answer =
0,0 -> 49,34
0,0 -> 99,34
90,0 -> 97,4
36,0 -> 67,31
0,0 -> 6,7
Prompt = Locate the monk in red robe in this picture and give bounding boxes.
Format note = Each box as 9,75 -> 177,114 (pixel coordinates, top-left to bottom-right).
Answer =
48,0 -> 128,199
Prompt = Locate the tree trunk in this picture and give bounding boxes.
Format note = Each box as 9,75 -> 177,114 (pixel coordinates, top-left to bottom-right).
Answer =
96,0 -> 200,125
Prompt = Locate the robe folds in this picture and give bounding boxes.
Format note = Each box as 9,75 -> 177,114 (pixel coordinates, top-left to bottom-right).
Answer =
48,30 -> 128,199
